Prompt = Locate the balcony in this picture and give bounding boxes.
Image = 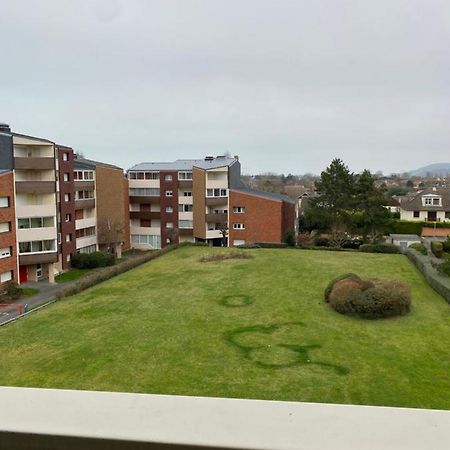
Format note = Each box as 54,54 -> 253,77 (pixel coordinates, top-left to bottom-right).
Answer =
1,387 -> 448,450
178,179 -> 193,188
179,228 -> 193,236
19,252 -> 58,265
14,157 -> 54,170
15,181 -> 55,194
75,198 -> 96,210
75,217 -> 97,230
16,204 -> 56,218
129,196 -> 160,204
17,227 -> 57,242
74,180 -> 95,190
206,197 -> 228,207
129,211 -> 160,220
76,235 -> 97,249
206,213 -> 227,223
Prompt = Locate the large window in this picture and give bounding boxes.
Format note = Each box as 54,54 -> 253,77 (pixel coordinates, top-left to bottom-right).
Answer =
19,240 -> 56,254
75,190 -> 94,200
128,171 -> 159,180
179,204 -> 193,212
74,170 -> 94,180
178,171 -> 192,180
179,220 -> 193,229
131,234 -> 161,248
206,188 -> 227,197
18,217 -> 54,229
233,223 -> 245,230
129,188 -> 160,197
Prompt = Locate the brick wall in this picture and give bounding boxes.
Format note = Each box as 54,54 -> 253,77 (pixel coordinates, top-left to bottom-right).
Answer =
229,190 -> 284,245
160,171 -> 179,247
0,172 -> 18,287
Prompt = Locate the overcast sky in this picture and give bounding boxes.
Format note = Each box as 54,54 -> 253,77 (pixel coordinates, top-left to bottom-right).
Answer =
1,0 -> 449,175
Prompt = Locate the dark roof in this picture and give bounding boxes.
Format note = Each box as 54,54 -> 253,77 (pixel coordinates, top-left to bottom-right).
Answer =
11,132 -> 54,144
230,186 -> 296,204
74,157 -> 123,171
400,188 -> 450,211
129,157 -> 238,172
389,234 -> 421,241
0,169 -> 12,176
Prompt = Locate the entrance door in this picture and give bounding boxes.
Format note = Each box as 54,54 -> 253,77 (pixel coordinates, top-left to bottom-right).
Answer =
19,266 -> 28,283
428,211 -> 437,222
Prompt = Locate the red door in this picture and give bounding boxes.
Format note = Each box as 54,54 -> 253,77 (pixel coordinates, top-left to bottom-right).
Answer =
19,266 -> 28,284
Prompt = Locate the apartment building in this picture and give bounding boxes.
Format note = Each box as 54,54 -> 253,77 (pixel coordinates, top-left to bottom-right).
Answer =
74,157 -> 130,257
128,156 -> 295,249
0,124 -> 59,283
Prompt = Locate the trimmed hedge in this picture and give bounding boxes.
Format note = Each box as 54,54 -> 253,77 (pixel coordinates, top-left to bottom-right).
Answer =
409,243 -> 427,255
384,220 -> 450,235
359,243 -> 400,254
405,248 -> 450,304
71,251 -> 115,269
255,242 -> 289,248
57,245 -> 178,300
431,241 -> 444,258
442,240 -> 450,253
325,273 -> 411,319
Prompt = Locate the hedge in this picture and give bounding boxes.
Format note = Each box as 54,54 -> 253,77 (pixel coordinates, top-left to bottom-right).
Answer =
409,242 -> 427,255
431,241 -> 444,258
71,251 -> 115,269
384,220 -> 450,235
359,243 -> 400,254
56,245 -> 178,300
405,248 -> 450,304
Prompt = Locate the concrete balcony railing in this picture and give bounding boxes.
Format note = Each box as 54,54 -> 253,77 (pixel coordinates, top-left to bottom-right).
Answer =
206,213 -> 227,223
17,227 -> 57,242
178,179 -> 193,188
0,387 -> 449,450
15,181 -> 55,195
129,195 -> 160,203
74,180 -> 95,190
179,228 -> 193,236
14,157 -> 55,170
129,211 -> 161,220
75,198 -> 96,210
16,204 -> 56,218
205,197 -> 228,207
19,252 -> 58,265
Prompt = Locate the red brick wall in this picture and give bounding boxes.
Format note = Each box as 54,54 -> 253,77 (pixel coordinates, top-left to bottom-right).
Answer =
229,190 -> 284,245
57,147 -> 76,269
0,172 -> 18,286
281,201 -> 296,239
160,171 -> 179,247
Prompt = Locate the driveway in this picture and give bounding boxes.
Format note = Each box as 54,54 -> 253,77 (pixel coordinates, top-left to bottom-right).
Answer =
0,280 -> 64,326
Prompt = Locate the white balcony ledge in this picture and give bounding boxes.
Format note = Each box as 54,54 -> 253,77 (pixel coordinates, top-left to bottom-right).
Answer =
0,387 -> 449,450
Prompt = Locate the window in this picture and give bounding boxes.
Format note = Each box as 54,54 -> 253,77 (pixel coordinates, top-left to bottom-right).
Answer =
19,240 -> 56,254
0,222 -> 10,233
128,171 -> 159,180
130,234 -> 161,248
140,219 -> 151,227
77,244 -> 97,254
206,188 -> 227,197
0,197 -> 9,208
63,173 -> 70,182
129,188 -> 160,197
84,171 -> 94,180
63,152 -> 69,161
65,213 -> 71,222
433,198 -> 440,206
18,217 -> 54,229
179,204 -> 193,212
165,206 -> 173,213
166,222 -> 173,228
446,212 -> 450,219
64,193 -> 71,202
75,190 -> 94,200
178,171 -> 193,180
165,190 -> 173,197
65,234 -> 72,242
183,191 -> 192,197
0,247 -> 11,258
179,220 -> 193,229
424,198 -> 432,205
233,223 -> 245,230
0,271 -> 12,283
233,206 -> 245,213
75,209 -> 83,220
66,254 -> 71,262
164,174 -> 173,181
413,211 -> 420,218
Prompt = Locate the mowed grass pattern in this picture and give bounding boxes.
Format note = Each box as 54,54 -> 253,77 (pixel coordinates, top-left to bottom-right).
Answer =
1,246 -> 449,409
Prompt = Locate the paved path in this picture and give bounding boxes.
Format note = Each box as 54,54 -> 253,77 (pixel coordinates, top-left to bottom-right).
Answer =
0,280 -> 64,326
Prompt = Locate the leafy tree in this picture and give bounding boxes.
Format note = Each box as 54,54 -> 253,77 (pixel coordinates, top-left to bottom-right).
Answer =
283,229 -> 295,247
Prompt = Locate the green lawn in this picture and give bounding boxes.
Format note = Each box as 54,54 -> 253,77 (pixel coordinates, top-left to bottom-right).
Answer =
1,246 -> 449,409
55,268 -> 90,283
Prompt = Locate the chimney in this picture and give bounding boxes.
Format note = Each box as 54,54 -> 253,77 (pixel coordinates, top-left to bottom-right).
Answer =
204,156 -> 214,161
0,123 -> 11,133
234,155 -> 239,160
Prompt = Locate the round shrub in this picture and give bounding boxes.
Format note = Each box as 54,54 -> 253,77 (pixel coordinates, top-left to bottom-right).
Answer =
324,273 -> 368,302
409,243 -> 427,255
431,241 -> 444,258
325,274 -> 411,319
314,237 -> 330,247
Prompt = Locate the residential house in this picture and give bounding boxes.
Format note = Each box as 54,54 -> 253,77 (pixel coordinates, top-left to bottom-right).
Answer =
399,188 -> 450,222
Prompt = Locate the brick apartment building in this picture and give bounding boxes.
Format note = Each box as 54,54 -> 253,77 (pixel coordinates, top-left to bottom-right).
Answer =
0,123 -> 130,287
128,156 -> 296,248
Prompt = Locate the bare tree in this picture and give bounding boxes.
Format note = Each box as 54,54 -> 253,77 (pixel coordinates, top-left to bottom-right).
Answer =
217,223 -> 228,247
97,218 -> 125,257
166,227 -> 179,245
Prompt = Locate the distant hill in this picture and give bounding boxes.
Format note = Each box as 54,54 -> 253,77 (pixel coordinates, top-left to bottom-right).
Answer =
409,163 -> 450,177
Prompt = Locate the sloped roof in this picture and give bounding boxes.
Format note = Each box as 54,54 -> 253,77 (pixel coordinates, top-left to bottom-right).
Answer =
74,157 -> 123,171
128,157 -> 238,172
230,186 -> 296,204
400,188 -> 450,211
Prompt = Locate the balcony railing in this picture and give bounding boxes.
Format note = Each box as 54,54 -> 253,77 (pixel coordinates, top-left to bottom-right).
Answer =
74,180 -> 95,190
14,157 -> 55,170
129,211 -> 161,220
206,213 -> 227,223
15,181 -> 55,194
75,198 -> 96,210
0,387 -> 449,450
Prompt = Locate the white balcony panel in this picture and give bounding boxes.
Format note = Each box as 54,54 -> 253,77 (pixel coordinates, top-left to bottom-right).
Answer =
129,180 -> 160,189
75,217 -> 97,230
17,227 -> 57,242
1,387 -> 448,450
76,235 -> 97,250
16,204 -> 56,218
130,226 -> 161,235
178,196 -> 194,204
179,212 -> 193,220
206,180 -> 228,189
206,230 -> 223,239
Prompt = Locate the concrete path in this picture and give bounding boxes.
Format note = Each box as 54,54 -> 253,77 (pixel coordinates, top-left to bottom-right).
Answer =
0,280 -> 64,326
